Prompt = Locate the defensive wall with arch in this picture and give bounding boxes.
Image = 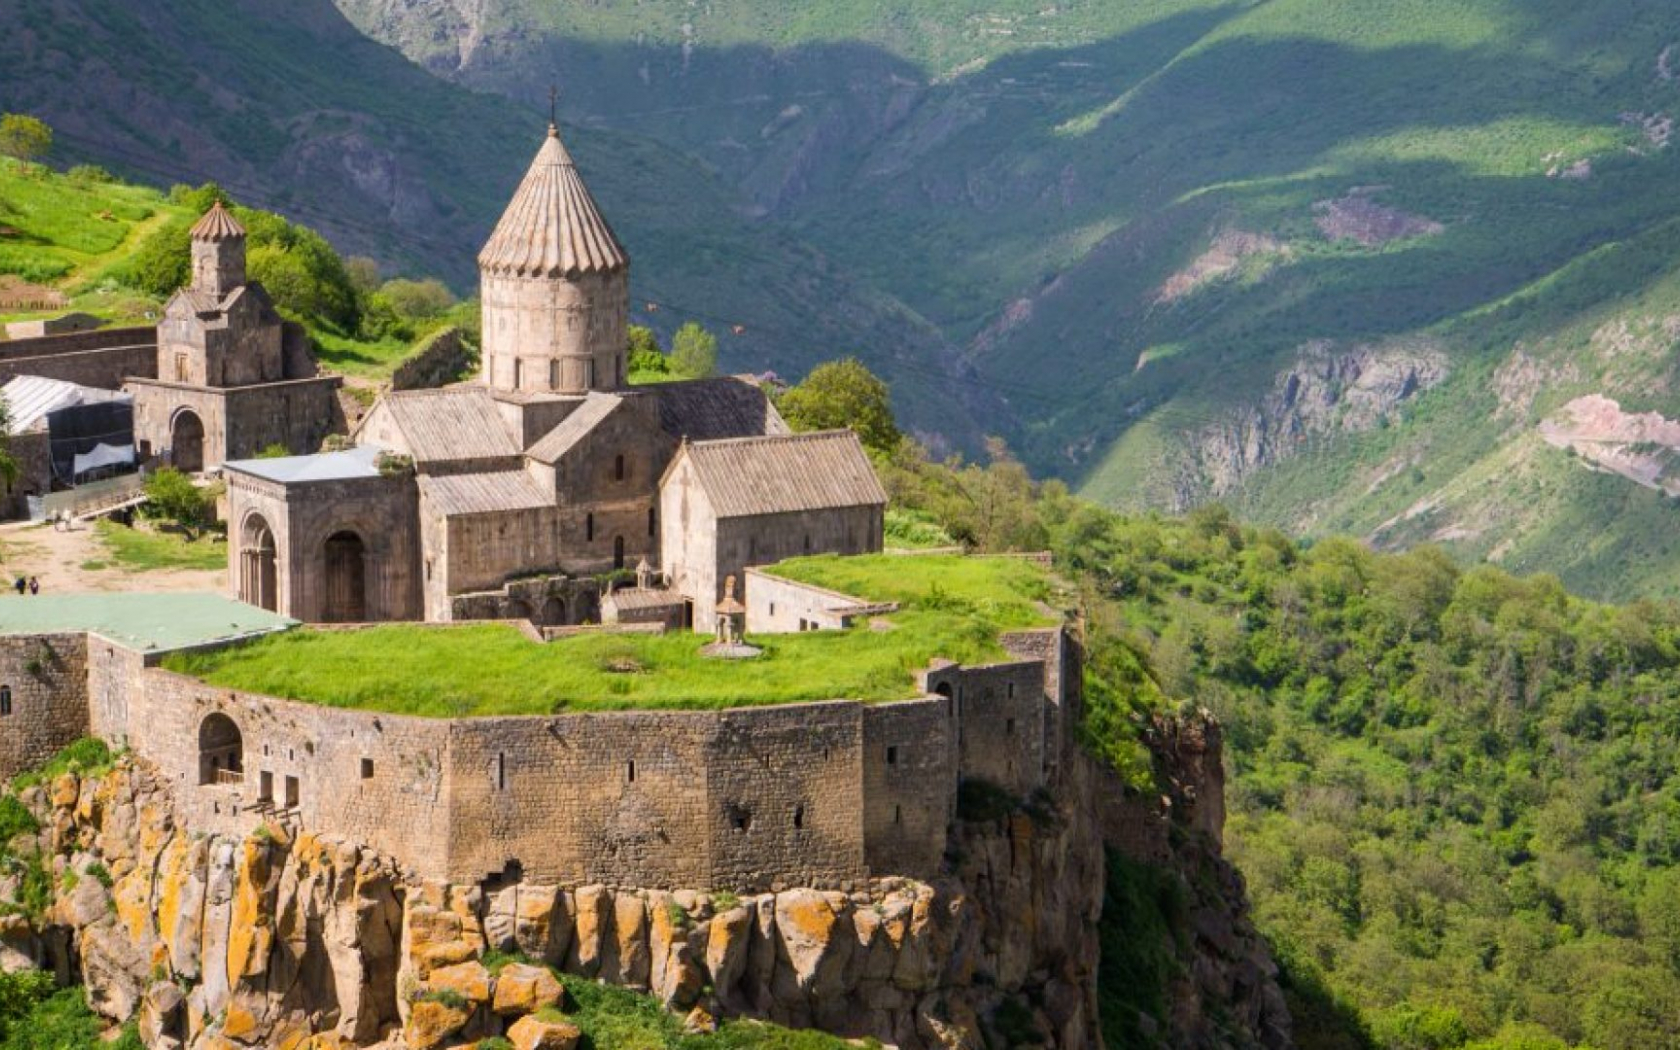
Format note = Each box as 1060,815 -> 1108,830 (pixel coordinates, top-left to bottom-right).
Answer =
0,618 -> 1079,891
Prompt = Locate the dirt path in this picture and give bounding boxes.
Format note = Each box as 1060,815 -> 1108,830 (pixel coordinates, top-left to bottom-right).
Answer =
0,520 -> 225,594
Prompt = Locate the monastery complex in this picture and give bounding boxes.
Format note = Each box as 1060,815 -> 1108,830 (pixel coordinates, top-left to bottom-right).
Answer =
0,126 -> 1082,896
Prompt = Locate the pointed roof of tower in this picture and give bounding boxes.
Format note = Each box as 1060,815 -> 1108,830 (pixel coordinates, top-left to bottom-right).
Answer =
190,200 -> 244,242
478,125 -> 629,279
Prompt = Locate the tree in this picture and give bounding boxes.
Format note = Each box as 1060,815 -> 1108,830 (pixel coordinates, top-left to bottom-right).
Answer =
779,357 -> 902,454
378,278 -> 456,320
626,325 -> 667,377
669,322 -> 718,379
0,114 -> 51,165
345,256 -> 382,293
143,468 -> 215,538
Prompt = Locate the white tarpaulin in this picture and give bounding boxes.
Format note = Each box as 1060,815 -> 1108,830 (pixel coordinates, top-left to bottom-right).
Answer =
71,442 -> 135,477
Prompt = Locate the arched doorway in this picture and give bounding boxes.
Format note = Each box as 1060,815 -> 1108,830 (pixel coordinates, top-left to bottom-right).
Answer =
540,597 -> 565,626
172,410 -> 205,473
322,530 -> 367,623
240,514 -> 278,612
198,712 -> 243,785
506,599 -> 533,622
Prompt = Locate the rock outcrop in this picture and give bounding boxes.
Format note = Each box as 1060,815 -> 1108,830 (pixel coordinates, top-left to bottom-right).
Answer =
0,755 -> 1113,1049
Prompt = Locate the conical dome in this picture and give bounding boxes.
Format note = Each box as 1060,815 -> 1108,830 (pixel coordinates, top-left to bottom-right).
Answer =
478,126 -> 629,279
190,200 -> 244,241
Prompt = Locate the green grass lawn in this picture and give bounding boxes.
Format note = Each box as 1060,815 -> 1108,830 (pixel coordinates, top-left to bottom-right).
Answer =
164,554 -> 1058,716
91,520 -> 227,573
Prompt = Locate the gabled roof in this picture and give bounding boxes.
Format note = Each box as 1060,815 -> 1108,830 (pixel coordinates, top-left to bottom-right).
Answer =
224,444 -> 386,484
656,377 -> 788,443
1,375 -> 129,435
190,200 -> 244,241
418,471 -> 551,516
526,392 -> 621,463
667,430 -> 886,519
478,126 -> 629,279
362,386 -> 520,464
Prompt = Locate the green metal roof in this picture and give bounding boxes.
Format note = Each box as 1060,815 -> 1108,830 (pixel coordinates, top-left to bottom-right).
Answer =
0,592 -> 295,652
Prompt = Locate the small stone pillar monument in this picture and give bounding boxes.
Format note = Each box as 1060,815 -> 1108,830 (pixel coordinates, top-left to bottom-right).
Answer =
635,557 -> 654,591
715,575 -> 746,646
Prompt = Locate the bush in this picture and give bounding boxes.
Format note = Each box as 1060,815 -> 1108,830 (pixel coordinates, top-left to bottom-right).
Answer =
142,468 -> 215,537
65,164 -> 114,185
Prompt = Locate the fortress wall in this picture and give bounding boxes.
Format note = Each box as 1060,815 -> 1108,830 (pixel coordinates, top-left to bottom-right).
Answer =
0,344 -> 157,390
444,711 -> 715,887
86,636 -> 144,743
953,661 -> 1050,797
707,703 -> 867,888
124,668 -> 454,872
862,698 -> 953,876
0,633 -> 89,780
1002,628 -> 1077,778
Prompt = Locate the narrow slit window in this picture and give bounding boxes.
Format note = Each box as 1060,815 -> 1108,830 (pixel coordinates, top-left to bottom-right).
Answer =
794,804 -> 805,830
615,454 -> 626,481
647,507 -> 656,537
0,686 -> 12,717
894,804 -> 902,825
886,745 -> 898,766
496,752 -> 506,791
586,513 -> 594,542
627,760 -> 636,783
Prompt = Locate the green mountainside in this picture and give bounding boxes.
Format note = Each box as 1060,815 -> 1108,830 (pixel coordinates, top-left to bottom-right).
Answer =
0,0 -> 983,441
338,0 -> 1680,600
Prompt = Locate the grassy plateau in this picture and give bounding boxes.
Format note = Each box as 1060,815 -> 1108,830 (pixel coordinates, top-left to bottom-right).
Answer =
162,554 -> 1059,716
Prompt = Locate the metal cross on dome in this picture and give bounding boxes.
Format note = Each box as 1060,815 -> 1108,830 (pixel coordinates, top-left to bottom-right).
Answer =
548,84 -> 559,127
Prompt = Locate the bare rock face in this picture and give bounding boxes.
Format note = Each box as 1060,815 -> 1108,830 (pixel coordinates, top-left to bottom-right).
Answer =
0,732 -> 1287,1050
1179,337 -> 1448,506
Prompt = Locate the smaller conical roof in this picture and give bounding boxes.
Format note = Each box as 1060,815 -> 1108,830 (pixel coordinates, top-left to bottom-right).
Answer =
190,200 -> 244,241
479,125 -> 629,279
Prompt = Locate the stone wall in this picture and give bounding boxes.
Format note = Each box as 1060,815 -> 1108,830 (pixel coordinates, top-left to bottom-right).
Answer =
0,431 -> 51,520
742,569 -> 885,633
447,574 -> 601,626
0,326 -> 155,364
0,344 -> 157,391
2,617 -> 1071,893
480,269 -> 628,395
390,327 -> 473,391
0,633 -> 88,780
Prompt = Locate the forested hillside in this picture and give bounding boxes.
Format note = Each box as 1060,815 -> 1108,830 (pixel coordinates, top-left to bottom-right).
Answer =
342,0 -> 1680,601
878,433 -> 1680,1050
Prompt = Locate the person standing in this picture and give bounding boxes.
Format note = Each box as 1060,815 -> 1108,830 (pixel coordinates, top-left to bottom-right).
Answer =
27,577 -> 39,596
11,577 -> 23,596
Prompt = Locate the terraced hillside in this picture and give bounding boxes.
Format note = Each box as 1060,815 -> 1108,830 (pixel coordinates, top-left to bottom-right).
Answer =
340,0 -> 1680,599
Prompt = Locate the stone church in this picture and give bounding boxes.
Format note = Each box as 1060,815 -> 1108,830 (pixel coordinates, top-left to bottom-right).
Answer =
224,124 -> 885,627
127,201 -> 344,471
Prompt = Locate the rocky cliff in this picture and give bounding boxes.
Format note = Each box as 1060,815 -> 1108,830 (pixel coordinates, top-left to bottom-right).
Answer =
0,715 -> 1287,1049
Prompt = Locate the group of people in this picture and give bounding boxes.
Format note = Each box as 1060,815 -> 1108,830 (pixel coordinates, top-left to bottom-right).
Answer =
11,576 -> 39,596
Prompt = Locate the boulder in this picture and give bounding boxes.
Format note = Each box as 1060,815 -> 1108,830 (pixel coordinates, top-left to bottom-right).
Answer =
403,997 -> 470,1050
426,959 -> 491,1005
491,962 -> 563,1015
507,1013 -> 581,1050
139,980 -> 186,1046
774,889 -> 853,999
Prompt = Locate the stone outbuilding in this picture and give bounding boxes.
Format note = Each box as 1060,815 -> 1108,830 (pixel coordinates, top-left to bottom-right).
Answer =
659,430 -> 887,633
126,201 -> 344,472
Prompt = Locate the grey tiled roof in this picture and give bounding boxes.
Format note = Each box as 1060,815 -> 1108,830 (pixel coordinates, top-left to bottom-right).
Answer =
418,471 -> 551,516
526,392 -> 620,463
656,377 -> 788,443
676,430 -> 886,519
373,386 -> 521,464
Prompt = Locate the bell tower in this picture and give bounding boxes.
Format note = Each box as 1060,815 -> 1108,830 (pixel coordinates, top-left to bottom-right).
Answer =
189,200 -> 246,299
478,124 -> 630,395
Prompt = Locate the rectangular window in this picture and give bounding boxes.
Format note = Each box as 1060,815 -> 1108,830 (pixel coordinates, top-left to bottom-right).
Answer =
627,760 -> 636,783
360,758 -> 374,780
1006,718 -> 1016,736
886,746 -> 898,766
284,775 -> 300,809
259,770 -> 273,802
0,687 -> 12,717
